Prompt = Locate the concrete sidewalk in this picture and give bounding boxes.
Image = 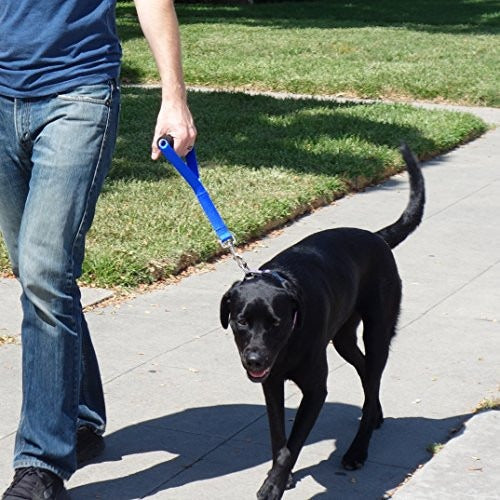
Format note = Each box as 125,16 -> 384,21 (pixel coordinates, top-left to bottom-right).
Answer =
0,105 -> 498,499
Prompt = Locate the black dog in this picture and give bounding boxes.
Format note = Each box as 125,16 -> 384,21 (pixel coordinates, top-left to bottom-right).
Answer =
220,144 -> 425,499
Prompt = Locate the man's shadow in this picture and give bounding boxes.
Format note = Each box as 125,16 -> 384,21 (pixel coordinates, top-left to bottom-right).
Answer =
69,402 -> 469,499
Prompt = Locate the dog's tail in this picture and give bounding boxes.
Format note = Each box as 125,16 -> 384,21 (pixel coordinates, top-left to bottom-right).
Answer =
376,144 -> 425,249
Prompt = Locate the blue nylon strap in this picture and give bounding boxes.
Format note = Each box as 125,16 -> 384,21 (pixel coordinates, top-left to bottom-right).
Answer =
157,137 -> 233,244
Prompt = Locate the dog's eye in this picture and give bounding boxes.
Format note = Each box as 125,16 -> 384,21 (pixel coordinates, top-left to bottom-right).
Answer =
237,318 -> 248,327
273,319 -> 280,327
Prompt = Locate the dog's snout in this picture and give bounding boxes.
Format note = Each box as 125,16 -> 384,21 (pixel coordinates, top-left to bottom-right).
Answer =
244,349 -> 265,370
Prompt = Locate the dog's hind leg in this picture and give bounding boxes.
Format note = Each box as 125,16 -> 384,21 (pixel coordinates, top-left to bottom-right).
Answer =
334,313 -> 383,431
332,313 -> 365,381
341,316 -> 395,471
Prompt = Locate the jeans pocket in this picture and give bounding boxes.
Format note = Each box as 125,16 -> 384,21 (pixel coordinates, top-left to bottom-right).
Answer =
56,81 -> 114,107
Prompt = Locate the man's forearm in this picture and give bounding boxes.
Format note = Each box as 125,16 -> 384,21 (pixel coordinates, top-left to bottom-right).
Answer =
134,0 -> 186,101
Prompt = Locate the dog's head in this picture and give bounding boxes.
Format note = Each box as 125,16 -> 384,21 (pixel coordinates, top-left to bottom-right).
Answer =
220,272 -> 301,383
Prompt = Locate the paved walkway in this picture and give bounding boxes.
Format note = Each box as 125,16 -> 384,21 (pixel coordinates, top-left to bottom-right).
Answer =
0,103 -> 498,499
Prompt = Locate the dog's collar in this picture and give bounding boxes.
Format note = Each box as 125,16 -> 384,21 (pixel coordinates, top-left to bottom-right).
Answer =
243,269 -> 287,287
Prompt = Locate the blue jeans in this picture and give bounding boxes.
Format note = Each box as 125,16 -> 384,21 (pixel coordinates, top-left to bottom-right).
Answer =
0,81 -> 120,479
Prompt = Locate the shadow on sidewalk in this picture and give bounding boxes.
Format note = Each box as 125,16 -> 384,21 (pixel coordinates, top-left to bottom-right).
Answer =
69,402 -> 469,499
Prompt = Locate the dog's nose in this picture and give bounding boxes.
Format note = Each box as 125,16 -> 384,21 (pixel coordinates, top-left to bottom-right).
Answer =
245,350 -> 264,370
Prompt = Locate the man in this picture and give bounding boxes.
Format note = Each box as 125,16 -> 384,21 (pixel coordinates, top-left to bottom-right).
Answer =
0,0 -> 196,498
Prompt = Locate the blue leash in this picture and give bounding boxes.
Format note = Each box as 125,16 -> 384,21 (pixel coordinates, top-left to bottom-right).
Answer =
158,135 -> 233,244
157,135 -> 251,274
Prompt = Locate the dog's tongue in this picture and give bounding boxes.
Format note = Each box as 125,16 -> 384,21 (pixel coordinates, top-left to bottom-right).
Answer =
249,368 -> 269,378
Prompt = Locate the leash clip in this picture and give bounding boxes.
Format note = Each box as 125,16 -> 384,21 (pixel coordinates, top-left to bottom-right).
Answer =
224,239 -> 252,275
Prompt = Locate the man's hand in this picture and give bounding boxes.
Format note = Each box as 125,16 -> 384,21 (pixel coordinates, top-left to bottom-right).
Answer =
151,97 -> 196,160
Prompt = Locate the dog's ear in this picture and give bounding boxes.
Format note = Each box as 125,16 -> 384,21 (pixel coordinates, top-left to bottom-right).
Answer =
220,289 -> 232,329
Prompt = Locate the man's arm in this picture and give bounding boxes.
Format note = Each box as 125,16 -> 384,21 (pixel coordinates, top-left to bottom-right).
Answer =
134,0 -> 196,159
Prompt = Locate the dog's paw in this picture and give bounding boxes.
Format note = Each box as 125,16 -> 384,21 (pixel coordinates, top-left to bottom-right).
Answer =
341,450 -> 367,471
257,479 -> 283,500
257,447 -> 292,499
257,470 -> 292,499
342,457 -> 364,470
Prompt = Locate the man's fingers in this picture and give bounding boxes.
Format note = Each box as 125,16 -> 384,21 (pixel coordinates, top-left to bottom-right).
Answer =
151,138 -> 161,160
150,119 -> 197,160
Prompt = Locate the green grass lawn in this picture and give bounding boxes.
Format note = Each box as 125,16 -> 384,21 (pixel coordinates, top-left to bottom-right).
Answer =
119,0 -> 500,106
0,1 -> 495,287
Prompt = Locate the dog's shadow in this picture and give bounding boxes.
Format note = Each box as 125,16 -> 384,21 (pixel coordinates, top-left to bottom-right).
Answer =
69,402 -> 469,499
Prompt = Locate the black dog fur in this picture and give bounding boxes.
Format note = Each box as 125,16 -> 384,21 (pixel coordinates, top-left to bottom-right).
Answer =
220,144 -> 425,500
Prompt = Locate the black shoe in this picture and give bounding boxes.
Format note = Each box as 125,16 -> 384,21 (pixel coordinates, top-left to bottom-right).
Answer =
2,467 -> 69,500
76,426 -> 105,467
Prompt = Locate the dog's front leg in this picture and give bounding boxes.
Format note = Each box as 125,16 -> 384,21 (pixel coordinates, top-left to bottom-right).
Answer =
263,378 -> 286,464
285,384 -> 328,468
258,377 -> 328,499
257,378 -> 292,500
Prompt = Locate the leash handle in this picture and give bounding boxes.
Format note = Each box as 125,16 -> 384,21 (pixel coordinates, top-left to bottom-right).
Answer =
157,135 -> 233,245
158,135 -> 199,177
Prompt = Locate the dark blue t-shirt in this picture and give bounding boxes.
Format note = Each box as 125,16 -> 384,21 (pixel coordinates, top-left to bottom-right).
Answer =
0,0 -> 122,97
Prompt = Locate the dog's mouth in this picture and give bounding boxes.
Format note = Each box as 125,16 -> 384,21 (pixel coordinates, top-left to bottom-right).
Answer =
246,367 -> 271,383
